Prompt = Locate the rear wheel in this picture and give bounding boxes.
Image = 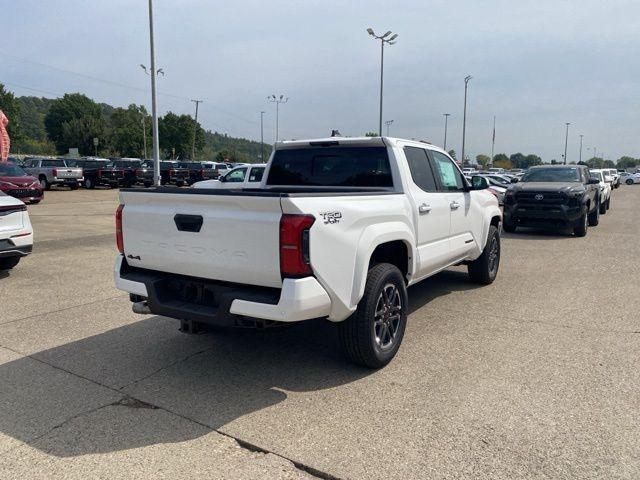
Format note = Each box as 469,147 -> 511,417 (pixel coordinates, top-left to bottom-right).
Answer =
338,263 -> 408,369
468,225 -> 501,284
627,179 -> 634,185
574,211 -> 588,237
84,178 -> 95,189
588,201 -> 600,226
0,257 -> 20,270
606,197 -> 611,210
70,183 -> 79,190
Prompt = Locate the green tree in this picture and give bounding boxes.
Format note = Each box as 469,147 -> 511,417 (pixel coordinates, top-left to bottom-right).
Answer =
364,132 -> 378,137
494,157 -> 513,169
586,157 -> 604,168
448,149 -> 457,160
492,153 -> 509,165
603,159 -> 615,168
617,156 -> 639,169
475,154 -> 490,168
509,153 -> 526,169
109,104 -> 150,157
44,93 -> 104,154
0,84 -> 23,145
158,112 -> 205,159
523,154 -> 542,168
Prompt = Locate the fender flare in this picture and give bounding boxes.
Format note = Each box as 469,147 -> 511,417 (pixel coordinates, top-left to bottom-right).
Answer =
349,222 -> 417,309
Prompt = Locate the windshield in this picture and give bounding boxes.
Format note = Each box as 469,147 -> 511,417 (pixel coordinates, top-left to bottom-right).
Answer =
521,167 -> 581,183
590,171 -> 603,181
0,163 -> 29,176
267,146 -> 392,187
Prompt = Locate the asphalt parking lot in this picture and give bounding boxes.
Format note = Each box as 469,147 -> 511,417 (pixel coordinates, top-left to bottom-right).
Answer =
1,186 -> 639,479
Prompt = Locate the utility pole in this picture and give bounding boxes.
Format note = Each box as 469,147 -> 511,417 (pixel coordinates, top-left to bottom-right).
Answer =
563,122 -> 570,165
267,95 -> 288,144
443,113 -> 450,150
190,99 -> 202,160
147,0 -> 161,186
490,115 -> 496,161
367,28 -> 398,136
579,134 -> 584,163
141,117 -> 147,158
260,111 -> 265,161
385,119 -> 394,136
461,75 -> 472,166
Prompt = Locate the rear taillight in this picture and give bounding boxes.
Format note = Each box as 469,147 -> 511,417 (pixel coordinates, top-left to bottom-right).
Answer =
52,168 -> 57,177
97,169 -> 103,178
116,204 -> 124,253
0,204 -> 27,214
279,214 -> 315,277
169,169 -> 175,175
200,169 -> 205,176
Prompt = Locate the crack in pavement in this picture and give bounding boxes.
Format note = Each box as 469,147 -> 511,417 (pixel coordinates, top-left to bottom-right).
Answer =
0,343 -> 338,480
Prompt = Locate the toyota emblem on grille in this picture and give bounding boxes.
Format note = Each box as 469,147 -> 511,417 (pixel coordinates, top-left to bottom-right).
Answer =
535,194 -> 544,200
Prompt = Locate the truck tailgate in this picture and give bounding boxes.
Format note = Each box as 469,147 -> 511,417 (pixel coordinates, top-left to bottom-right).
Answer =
119,191 -> 284,288
57,168 -> 83,179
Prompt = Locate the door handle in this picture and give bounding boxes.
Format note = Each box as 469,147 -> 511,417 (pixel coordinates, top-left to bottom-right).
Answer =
418,203 -> 432,214
450,201 -> 461,210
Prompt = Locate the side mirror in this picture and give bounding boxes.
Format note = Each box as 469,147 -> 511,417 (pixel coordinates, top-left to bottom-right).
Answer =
587,177 -> 600,185
218,174 -> 226,182
471,175 -> 489,190
510,177 -> 519,183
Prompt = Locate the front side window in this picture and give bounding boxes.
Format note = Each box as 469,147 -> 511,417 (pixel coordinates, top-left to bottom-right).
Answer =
431,151 -> 465,191
226,167 -> 247,182
404,147 -> 436,192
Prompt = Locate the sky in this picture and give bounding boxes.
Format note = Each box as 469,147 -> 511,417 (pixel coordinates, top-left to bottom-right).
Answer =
2,0 -> 639,162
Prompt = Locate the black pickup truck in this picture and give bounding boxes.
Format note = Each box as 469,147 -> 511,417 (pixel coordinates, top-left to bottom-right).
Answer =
503,165 -> 601,237
71,159 -> 125,189
135,161 -> 189,187
111,159 -> 143,188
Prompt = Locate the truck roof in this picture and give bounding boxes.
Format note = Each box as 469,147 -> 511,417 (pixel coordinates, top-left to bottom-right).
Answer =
275,136 -> 449,155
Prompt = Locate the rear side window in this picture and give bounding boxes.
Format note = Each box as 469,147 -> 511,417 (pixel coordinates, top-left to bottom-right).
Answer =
267,147 -> 392,187
249,167 -> 265,182
42,159 -> 66,167
404,147 -> 437,192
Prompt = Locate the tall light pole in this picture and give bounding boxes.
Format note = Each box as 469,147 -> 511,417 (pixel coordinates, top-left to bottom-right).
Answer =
443,113 -> 450,150
579,134 -> 584,164
267,95 -> 288,144
367,28 -> 398,136
147,0 -> 161,186
385,119 -> 394,136
563,122 -> 570,165
490,115 -> 496,162
190,99 -> 202,160
461,75 -> 472,166
260,111 -> 265,161
141,116 -> 147,159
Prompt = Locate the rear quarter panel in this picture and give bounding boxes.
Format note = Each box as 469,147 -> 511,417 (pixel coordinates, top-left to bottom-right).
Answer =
281,194 -> 416,321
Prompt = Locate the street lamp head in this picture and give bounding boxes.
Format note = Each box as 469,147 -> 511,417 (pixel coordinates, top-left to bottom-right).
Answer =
381,31 -> 392,38
388,41 -> 396,45
366,27 -> 374,36
388,34 -> 398,41
140,64 -> 148,74
464,75 -> 473,83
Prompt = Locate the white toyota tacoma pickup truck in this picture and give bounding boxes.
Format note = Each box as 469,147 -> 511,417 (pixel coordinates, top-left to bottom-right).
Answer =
114,137 -> 502,367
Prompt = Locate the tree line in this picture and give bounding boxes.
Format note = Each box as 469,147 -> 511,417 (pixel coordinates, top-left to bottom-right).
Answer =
0,84 -> 265,163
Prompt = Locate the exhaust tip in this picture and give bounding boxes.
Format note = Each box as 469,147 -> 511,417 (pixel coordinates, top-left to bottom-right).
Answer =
132,301 -> 151,315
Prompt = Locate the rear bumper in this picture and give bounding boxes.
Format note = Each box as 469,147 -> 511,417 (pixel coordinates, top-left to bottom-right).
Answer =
113,255 -> 331,325
0,237 -> 33,258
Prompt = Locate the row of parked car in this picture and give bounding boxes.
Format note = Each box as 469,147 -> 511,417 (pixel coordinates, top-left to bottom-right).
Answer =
0,156 -> 259,204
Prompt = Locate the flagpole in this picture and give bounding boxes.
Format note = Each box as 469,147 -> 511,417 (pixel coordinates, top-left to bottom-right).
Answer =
490,115 -> 496,162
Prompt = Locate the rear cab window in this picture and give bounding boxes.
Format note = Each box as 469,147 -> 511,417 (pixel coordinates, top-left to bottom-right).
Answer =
267,146 -> 392,187
42,159 -> 66,168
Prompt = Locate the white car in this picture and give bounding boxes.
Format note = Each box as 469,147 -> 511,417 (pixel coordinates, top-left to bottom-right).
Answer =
619,172 -> 640,185
589,169 -> 611,212
114,137 -> 501,368
193,164 -> 266,189
0,191 -> 33,270
603,168 -> 620,189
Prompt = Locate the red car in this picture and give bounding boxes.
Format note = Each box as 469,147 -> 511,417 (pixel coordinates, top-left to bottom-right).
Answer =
0,162 -> 44,204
